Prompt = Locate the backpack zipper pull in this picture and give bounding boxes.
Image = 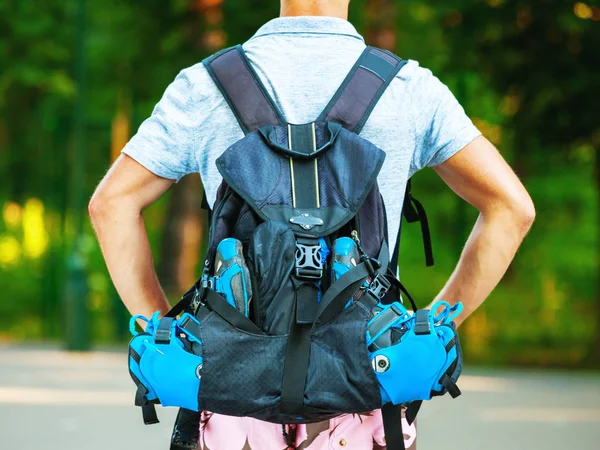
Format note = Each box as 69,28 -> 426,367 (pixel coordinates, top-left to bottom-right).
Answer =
351,230 -> 368,257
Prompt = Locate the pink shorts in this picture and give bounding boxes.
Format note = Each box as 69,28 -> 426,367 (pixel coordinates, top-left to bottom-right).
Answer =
198,409 -> 417,450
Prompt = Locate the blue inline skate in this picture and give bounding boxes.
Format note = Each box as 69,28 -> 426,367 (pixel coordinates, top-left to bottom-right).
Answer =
212,238 -> 252,317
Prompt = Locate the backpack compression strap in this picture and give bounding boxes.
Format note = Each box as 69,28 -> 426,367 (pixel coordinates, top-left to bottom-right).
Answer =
203,45 -> 285,134
317,46 -> 407,134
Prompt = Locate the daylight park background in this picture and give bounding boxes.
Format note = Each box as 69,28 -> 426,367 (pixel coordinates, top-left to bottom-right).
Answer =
0,1 -> 599,449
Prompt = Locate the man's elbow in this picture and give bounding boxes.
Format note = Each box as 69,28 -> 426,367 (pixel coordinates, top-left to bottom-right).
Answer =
512,195 -> 536,235
88,191 -> 108,224
88,188 -> 121,224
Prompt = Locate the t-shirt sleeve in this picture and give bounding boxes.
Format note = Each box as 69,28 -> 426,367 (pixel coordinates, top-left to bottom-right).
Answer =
409,67 -> 481,175
122,69 -> 198,182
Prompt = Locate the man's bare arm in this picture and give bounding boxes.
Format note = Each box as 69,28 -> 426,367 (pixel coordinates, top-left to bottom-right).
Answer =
89,154 -> 174,319
431,136 -> 535,327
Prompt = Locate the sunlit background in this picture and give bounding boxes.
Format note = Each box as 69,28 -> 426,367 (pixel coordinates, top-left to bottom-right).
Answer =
0,0 -> 598,368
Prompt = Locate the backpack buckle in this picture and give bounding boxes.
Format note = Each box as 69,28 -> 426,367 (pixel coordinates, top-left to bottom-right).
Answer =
295,240 -> 323,280
366,273 -> 391,301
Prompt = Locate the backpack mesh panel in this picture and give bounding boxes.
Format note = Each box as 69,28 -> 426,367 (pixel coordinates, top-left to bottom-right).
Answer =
264,159 -> 294,206
198,311 -> 286,416
317,157 -> 350,208
314,123 -> 328,148
304,302 -> 382,413
319,129 -> 383,210
232,203 -> 262,244
272,126 -> 288,147
219,133 -> 281,203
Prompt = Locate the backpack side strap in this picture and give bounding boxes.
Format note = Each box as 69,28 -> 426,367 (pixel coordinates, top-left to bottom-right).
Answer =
318,46 -> 407,134
391,179 -> 435,275
203,45 -> 285,134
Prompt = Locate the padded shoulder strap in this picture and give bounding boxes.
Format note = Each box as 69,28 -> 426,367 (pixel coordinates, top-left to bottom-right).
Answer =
318,46 -> 407,134
203,45 -> 285,134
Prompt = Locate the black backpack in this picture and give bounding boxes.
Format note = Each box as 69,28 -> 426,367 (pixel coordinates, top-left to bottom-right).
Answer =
156,45 -> 439,450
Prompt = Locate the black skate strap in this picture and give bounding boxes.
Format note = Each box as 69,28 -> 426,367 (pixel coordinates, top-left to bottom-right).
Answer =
382,403 -> 406,450
318,46 -> 407,134
203,45 -> 285,134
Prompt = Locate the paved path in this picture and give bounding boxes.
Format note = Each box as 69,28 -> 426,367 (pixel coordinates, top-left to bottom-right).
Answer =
0,345 -> 598,449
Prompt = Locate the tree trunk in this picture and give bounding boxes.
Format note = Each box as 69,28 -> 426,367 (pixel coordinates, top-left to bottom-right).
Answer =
365,0 -> 397,51
157,175 -> 205,300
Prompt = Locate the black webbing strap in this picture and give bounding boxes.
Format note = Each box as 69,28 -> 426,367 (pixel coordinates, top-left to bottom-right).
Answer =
377,240 -> 391,274
414,310 -> 431,335
401,180 -> 434,267
405,401 -> 422,425
129,346 -> 141,364
134,383 -> 147,407
280,295 -> 313,415
445,336 -> 457,352
170,408 -> 201,450
382,403 -> 405,450
200,192 -> 212,224
204,289 -> 263,335
165,285 -> 196,318
392,180 -> 435,277
315,262 -> 371,325
142,403 -> 159,425
155,317 -> 175,344
390,224 -> 402,276
318,47 -> 407,134
294,279 -> 320,325
441,374 -> 462,398
288,123 -> 320,209
135,384 -> 159,425
179,315 -> 202,341
390,220 -> 402,276
382,270 -> 418,312
203,45 -> 285,134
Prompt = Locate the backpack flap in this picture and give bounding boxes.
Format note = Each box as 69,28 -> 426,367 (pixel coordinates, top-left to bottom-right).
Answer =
215,122 -> 386,238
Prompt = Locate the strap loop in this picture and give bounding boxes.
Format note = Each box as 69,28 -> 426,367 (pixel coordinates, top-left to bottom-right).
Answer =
141,403 -> 160,425
155,317 -> 175,344
413,310 -> 431,335
441,374 -> 462,398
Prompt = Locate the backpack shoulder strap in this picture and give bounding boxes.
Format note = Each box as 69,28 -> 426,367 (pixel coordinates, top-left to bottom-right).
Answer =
203,45 -> 285,134
317,46 -> 407,134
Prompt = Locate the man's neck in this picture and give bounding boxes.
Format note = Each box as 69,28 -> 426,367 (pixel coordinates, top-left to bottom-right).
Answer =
280,0 -> 349,20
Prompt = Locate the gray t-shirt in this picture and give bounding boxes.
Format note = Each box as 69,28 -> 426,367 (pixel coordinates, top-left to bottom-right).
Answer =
122,16 -> 481,252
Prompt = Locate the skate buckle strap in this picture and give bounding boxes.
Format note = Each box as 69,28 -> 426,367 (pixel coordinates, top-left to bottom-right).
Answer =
414,309 -> 431,335
155,317 -> 175,344
366,273 -> 391,301
294,238 -> 323,281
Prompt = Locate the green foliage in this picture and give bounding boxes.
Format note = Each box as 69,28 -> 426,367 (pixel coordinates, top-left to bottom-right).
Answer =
0,0 -> 597,367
